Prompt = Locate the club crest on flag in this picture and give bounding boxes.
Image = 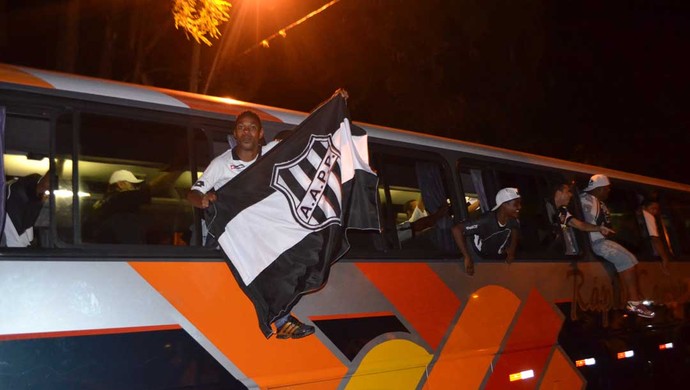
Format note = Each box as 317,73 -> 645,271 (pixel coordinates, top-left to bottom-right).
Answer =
270,134 -> 343,230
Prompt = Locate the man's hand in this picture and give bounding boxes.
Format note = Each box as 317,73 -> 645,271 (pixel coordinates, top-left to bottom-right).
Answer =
201,192 -> 217,208
599,226 -> 616,236
661,258 -> 671,276
188,190 -> 217,209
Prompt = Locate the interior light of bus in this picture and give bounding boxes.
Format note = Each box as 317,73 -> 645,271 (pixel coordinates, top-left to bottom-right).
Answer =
659,343 -> 673,350
617,350 -> 634,359
575,358 -> 596,367
49,189 -> 91,198
508,369 -> 534,382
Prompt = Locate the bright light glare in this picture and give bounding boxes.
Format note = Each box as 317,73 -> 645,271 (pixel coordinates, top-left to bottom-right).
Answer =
509,369 -> 534,382
659,343 -> 673,350
617,350 -> 634,359
471,293 -> 479,299
49,189 -> 91,198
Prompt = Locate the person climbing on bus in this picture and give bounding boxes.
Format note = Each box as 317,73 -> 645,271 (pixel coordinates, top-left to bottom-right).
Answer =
451,187 -> 521,276
547,183 -> 616,254
579,174 -> 655,318
187,110 -> 313,340
1,173 -> 49,247
641,198 -> 672,275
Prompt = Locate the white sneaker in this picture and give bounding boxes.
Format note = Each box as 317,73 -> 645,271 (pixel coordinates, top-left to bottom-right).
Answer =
626,301 -> 655,319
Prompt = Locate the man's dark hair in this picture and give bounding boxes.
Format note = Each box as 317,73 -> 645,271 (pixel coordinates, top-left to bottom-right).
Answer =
235,111 -> 262,128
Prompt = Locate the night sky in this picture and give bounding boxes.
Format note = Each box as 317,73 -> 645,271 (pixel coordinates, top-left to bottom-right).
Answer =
2,0 -> 689,184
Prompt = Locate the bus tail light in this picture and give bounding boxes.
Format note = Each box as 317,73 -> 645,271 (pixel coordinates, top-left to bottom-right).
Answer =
617,350 -> 634,359
509,369 -> 534,382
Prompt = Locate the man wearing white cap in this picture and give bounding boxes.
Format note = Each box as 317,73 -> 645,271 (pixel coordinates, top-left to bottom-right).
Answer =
88,169 -> 150,244
452,187 -> 522,276
580,174 -> 654,318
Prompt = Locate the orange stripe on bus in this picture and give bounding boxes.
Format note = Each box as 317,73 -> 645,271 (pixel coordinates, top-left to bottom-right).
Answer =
130,262 -> 347,389
427,285 -> 520,390
0,324 -> 181,342
484,289 -> 564,390
356,262 -> 460,350
539,347 -> 585,390
0,65 -> 54,89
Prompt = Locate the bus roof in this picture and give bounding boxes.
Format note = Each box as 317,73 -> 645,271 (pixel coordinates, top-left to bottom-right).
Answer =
2,63 -> 688,192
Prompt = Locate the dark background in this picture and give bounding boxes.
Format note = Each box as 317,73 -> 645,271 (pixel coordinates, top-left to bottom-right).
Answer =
2,0 -> 688,184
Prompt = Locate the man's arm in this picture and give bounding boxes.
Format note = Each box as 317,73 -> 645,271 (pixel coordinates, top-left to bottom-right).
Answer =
451,223 -> 474,275
650,236 -> 672,274
568,217 -> 615,235
410,203 -> 449,232
187,190 -> 217,209
506,228 -> 519,264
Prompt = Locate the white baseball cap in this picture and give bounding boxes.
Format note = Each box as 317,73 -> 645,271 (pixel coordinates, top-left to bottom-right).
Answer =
583,174 -> 610,192
109,169 -> 143,184
491,187 -> 521,211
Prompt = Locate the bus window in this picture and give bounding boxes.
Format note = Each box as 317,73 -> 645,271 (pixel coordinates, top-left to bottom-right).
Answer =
66,113 -> 193,246
665,191 -> 690,259
1,110 -> 51,248
348,149 -> 455,258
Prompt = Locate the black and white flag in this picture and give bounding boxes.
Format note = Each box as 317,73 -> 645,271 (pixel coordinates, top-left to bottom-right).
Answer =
207,92 -> 380,338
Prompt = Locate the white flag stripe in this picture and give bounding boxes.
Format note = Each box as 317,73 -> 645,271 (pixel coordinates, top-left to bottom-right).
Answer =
219,191 -> 311,285
332,119 -> 370,183
288,163 -> 312,190
306,148 -> 324,169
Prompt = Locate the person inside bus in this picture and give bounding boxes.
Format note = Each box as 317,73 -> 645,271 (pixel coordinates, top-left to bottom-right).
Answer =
547,183 -> 616,254
186,110 -> 313,340
641,198 -> 672,275
406,198 -> 428,222
1,173 -> 49,247
87,169 -> 153,244
579,174 -> 655,318
396,201 -> 449,245
451,187 -> 521,276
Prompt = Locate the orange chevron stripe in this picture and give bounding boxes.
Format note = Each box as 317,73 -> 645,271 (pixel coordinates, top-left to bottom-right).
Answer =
485,289 -> 564,390
356,263 -> 460,350
539,347 -> 585,390
427,285 -> 520,389
130,262 -> 346,389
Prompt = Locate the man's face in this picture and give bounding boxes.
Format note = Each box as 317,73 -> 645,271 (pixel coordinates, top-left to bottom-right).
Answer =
233,115 -> 264,153
502,198 -> 522,219
645,202 -> 661,216
597,185 -> 611,201
555,185 -> 573,205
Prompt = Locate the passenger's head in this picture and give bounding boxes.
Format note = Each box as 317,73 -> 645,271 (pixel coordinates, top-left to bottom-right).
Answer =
404,199 -> 418,219
583,174 -> 611,200
233,111 -> 264,154
492,187 -> 522,218
642,199 -> 661,216
553,183 -> 573,207
108,169 -> 143,192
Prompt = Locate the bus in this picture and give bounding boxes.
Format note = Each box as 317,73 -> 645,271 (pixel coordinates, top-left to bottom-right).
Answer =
1,63 -> 689,389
